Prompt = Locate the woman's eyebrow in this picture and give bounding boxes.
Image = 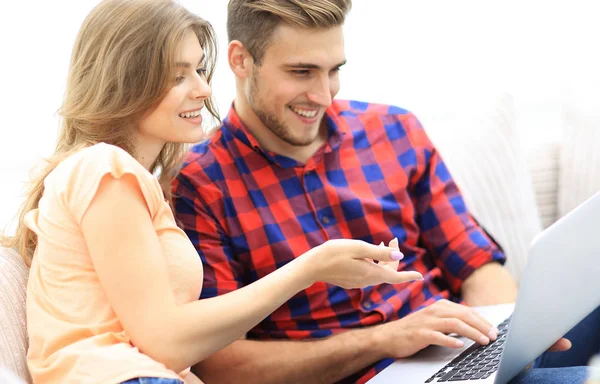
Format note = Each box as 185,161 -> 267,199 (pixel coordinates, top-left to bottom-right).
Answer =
175,53 -> 206,68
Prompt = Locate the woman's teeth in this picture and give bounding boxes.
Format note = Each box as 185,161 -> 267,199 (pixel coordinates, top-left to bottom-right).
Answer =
289,106 -> 318,118
179,109 -> 201,118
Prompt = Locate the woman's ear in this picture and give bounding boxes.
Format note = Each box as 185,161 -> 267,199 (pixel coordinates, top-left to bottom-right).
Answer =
228,40 -> 253,78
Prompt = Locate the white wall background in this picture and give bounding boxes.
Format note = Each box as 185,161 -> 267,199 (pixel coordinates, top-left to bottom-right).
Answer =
1,0 -> 599,233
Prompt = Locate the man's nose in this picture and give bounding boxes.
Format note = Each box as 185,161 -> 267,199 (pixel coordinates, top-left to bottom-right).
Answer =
307,75 -> 333,107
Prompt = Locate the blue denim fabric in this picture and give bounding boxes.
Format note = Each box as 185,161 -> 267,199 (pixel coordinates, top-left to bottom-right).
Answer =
534,305 -> 600,368
507,305 -> 600,383
121,378 -> 183,384
509,367 -> 588,384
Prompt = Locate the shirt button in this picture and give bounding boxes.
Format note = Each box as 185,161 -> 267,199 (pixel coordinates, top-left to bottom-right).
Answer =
322,216 -> 330,225
363,299 -> 373,310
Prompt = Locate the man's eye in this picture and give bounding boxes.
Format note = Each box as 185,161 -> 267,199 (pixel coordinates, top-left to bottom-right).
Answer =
291,69 -> 310,76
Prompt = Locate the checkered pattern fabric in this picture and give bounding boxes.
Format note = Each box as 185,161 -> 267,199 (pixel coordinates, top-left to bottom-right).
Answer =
173,100 -> 505,383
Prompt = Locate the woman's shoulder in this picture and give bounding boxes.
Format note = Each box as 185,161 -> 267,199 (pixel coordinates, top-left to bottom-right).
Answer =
64,142 -> 141,170
46,143 -> 163,223
51,143 -> 148,183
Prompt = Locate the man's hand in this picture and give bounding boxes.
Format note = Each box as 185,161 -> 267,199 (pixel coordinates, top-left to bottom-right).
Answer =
548,338 -> 572,352
371,300 -> 498,358
370,299 -> 571,360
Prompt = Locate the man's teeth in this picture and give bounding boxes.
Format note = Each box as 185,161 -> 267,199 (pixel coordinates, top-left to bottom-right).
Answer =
179,110 -> 201,118
289,106 -> 318,118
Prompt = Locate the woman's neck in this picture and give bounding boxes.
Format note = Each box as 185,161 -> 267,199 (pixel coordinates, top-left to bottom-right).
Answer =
134,132 -> 166,171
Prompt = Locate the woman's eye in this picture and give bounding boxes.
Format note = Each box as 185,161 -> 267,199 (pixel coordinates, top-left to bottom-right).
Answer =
196,68 -> 207,77
175,75 -> 185,84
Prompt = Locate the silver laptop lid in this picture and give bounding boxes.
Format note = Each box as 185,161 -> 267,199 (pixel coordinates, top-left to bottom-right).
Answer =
495,192 -> 600,383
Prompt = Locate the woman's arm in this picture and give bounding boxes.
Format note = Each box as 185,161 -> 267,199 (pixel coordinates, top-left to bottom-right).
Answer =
82,174 -> 421,373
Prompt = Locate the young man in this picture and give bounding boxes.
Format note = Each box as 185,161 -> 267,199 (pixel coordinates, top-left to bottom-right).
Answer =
173,1 -> 591,383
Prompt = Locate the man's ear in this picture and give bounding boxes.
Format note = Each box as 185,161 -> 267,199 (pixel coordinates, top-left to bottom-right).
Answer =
228,40 -> 254,78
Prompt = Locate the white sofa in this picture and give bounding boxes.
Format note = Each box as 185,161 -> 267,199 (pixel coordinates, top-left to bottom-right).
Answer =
1,93 -> 599,382
417,92 -> 600,283
0,247 -> 30,383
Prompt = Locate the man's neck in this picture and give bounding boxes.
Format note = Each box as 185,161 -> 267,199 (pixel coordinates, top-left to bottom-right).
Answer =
233,96 -> 327,164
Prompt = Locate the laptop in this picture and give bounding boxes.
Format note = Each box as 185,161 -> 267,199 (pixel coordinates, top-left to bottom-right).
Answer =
368,192 -> 600,384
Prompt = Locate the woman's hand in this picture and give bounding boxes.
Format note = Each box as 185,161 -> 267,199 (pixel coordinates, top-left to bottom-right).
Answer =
300,238 -> 423,289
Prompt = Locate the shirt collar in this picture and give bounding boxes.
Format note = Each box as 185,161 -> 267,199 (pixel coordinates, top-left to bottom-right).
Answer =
222,102 -> 348,168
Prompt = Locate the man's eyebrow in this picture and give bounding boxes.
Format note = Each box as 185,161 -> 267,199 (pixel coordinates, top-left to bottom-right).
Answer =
175,53 -> 206,68
283,60 -> 347,70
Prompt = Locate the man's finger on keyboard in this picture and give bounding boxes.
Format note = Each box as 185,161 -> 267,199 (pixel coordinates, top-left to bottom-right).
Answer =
434,317 -> 491,346
425,330 -> 466,349
430,300 -> 498,341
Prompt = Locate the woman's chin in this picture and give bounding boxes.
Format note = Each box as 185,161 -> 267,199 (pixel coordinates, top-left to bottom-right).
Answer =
166,129 -> 207,145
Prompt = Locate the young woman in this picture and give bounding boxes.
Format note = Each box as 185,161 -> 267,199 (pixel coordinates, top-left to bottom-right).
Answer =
0,0 -> 422,383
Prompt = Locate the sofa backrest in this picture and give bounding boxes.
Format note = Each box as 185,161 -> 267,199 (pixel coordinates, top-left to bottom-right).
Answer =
416,92 -> 600,283
0,247 -> 31,383
417,93 -> 542,282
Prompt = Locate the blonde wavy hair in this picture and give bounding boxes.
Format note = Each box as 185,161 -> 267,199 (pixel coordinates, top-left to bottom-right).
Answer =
1,0 -> 219,266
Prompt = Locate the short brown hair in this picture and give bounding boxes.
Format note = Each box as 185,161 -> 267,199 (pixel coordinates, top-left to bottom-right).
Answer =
227,0 -> 351,65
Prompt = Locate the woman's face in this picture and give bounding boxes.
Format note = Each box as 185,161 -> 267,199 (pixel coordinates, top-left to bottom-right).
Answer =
138,30 -> 212,146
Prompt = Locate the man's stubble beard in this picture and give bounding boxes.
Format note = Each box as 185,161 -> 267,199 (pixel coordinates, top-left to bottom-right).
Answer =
247,72 -> 318,147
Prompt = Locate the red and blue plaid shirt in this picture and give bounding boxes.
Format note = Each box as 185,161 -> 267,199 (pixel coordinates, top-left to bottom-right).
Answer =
173,100 -> 505,383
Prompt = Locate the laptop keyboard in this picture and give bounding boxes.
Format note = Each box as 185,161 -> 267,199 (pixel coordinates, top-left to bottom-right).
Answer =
424,316 -> 511,382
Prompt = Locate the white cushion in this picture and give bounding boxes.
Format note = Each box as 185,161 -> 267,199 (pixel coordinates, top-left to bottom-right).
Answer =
0,247 -> 31,383
526,141 -> 560,229
413,93 -> 542,282
513,99 -> 563,229
559,97 -> 600,218
0,367 -> 27,384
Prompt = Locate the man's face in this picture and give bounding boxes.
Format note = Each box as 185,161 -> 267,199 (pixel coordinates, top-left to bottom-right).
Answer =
245,25 -> 346,147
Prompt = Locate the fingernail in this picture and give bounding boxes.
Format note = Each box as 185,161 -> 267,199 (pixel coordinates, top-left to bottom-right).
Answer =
489,327 -> 498,340
479,335 -> 490,345
391,251 -> 404,260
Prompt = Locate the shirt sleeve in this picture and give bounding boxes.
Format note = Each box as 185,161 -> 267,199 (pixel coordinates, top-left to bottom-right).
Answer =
172,160 -> 246,299
58,144 -> 161,225
403,113 -> 506,294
